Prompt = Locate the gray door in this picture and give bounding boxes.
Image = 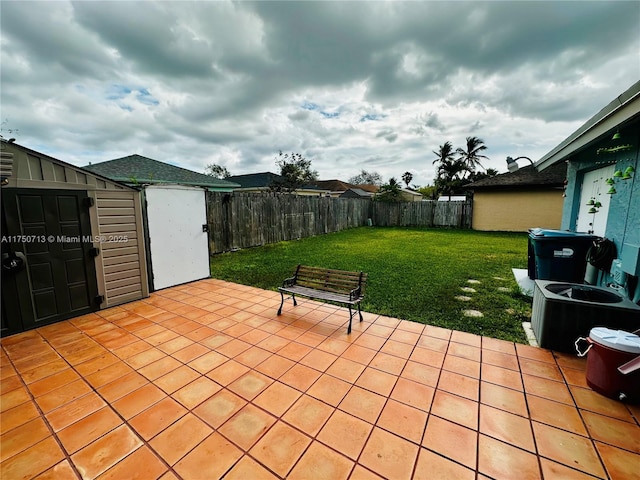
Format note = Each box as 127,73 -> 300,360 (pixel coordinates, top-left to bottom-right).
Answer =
1,189 -> 99,336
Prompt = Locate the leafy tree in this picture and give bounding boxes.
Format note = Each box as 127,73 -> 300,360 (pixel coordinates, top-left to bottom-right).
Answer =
375,177 -> 403,203
417,184 -> 438,200
467,168 -> 499,183
205,163 -> 231,178
270,151 -> 318,193
401,171 -> 413,188
349,169 -> 382,186
432,141 -> 469,199
456,136 -> 488,175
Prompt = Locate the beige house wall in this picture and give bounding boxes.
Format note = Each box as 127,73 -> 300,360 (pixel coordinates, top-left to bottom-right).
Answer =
472,190 -> 563,232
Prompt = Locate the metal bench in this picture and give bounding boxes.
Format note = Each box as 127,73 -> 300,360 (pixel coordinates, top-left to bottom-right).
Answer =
277,265 -> 367,334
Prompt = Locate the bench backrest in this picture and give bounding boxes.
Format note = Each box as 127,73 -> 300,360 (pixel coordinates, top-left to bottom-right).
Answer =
294,265 -> 367,297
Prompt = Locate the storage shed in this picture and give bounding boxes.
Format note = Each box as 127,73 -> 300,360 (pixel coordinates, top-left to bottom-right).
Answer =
1,141 -> 149,336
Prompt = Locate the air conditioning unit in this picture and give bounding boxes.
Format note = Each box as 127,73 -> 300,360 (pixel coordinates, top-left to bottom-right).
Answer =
531,280 -> 640,353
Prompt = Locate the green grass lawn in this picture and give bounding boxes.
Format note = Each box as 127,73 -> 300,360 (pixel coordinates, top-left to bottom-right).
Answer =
209,227 -> 533,343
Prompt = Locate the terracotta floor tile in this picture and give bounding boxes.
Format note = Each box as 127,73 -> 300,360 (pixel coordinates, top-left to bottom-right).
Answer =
431,390 -> 478,430
218,404 -> 276,450
20,359 -> 68,384
482,349 -> 519,371
295,331 -> 326,348
74,352 -> 120,376
527,395 -> 588,436
478,434 -> 541,480
519,357 -> 564,382
254,381 -> 302,417
96,445 -> 167,480
389,329 -> 420,346
516,343 -> 555,363
355,367 -> 397,397
539,458 -> 601,480
360,427 -> 419,480
339,386 -> 386,424
414,448 -> 475,480
1,401 -> 40,433
307,373 -> 352,406
289,441 -> 354,480
239,328 -> 272,345
570,386 -> 635,422
57,407 -> 123,454
157,336 -> 194,355
317,338 -> 351,356
138,356 -> 182,381
317,409 -> 372,460
28,368 -> 80,397
278,341 -> 313,362
400,360 -> 440,387
326,357 -> 366,383
279,363 -> 322,392
353,333 -> 386,351
338,344 -> 375,365
423,325 -> 452,340
250,421 -> 311,477
480,381 -> 528,417
254,354 -> 295,379
423,415 -> 477,469
522,373 -> 574,405
45,392 -> 105,432
172,376 -> 221,409
368,351 -> 406,375
233,346 -> 272,369
0,437 -> 64,480
450,330 -> 481,347
438,370 -> 479,401
481,363 -> 524,391
560,365 -> 590,388
223,455 -> 279,480
350,465 -> 384,480
582,410 -> 640,453
377,399 -> 427,444
174,432 -> 242,479
448,342 -> 481,362
184,325 -> 218,342
443,354 -> 480,379
257,334 -> 290,353
283,394 -> 335,437
194,389 -> 247,428
391,377 -> 435,412
532,421 -> 606,477
85,361 -> 133,388
227,371 -> 272,400
0,417 -> 50,460
206,359 -> 251,386
187,350 -> 227,374
381,339 -> 414,359
149,413 -> 213,465
482,336 -> 516,355
34,379 -> 93,413
112,383 -> 165,419
479,404 -> 535,452
596,442 -> 640,480
97,371 -> 148,403
299,349 -> 338,372
129,396 -> 187,440
125,348 -> 166,370
217,338 -> 252,358
71,425 -> 142,479
367,324 -> 395,338
35,459 -> 78,480
397,320 -> 425,334
155,365 -> 200,394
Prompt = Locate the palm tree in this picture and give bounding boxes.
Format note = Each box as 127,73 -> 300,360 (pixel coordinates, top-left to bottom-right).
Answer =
433,141 -> 469,199
432,141 -> 455,167
456,136 -> 488,174
401,171 -> 413,188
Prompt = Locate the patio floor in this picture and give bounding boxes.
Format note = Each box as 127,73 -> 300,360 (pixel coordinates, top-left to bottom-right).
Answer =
1,279 -> 638,479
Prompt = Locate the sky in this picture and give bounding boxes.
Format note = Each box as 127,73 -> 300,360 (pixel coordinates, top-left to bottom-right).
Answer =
1,1 -> 639,187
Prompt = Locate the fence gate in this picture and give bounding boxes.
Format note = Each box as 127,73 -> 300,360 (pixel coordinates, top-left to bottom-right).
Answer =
144,185 -> 210,290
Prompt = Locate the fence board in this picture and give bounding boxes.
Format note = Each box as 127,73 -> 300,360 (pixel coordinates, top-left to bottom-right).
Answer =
206,192 -> 471,254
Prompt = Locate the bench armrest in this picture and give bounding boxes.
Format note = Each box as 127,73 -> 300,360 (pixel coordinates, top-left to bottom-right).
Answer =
349,286 -> 362,301
282,276 -> 297,288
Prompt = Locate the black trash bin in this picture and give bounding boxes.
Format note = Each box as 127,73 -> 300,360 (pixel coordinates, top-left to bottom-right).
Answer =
528,228 -> 599,282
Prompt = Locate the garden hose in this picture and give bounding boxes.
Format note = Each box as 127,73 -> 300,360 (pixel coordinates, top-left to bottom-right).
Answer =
586,238 -> 617,271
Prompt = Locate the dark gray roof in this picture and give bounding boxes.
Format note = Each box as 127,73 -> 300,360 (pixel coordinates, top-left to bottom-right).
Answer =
227,172 -> 283,188
466,162 -> 567,190
84,154 -> 239,189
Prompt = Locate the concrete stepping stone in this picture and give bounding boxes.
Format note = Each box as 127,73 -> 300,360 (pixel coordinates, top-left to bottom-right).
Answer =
467,279 -> 481,284
460,287 -> 476,293
498,287 -> 511,292
455,296 -> 472,302
463,310 -> 483,317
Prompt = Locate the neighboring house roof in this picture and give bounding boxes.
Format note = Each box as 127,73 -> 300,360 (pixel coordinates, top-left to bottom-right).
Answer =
340,188 -> 372,198
466,162 -> 567,190
351,184 -> 380,193
537,80 -> 640,170
227,172 -> 283,189
307,179 -> 355,192
84,154 -> 239,189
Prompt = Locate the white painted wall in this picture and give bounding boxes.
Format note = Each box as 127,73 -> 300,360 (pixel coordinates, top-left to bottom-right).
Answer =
576,165 -> 615,236
145,185 -> 210,290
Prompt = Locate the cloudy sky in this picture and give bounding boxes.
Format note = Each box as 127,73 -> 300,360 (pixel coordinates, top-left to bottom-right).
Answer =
2,1 -> 639,186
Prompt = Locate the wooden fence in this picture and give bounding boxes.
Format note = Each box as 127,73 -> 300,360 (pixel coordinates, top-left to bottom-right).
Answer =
206,192 -> 472,254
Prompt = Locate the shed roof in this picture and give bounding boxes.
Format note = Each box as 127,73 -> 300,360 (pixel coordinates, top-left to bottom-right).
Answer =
226,172 -> 283,188
466,162 -> 567,190
84,154 -> 239,189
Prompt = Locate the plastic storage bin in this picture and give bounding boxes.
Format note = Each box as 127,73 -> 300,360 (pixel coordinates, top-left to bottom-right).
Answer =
528,228 -> 598,282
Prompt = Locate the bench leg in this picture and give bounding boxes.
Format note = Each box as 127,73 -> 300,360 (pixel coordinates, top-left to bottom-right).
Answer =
277,291 -> 285,316
347,305 -> 353,334
358,303 -> 363,323
292,294 -> 297,306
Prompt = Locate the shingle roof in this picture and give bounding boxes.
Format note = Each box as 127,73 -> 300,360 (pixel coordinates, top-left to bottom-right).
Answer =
226,172 -> 284,188
307,179 -> 355,191
466,162 -> 567,190
84,154 -> 239,189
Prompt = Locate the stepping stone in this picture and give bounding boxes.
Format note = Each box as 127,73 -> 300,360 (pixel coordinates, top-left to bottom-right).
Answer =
455,296 -> 472,302
498,287 -> 511,292
467,279 -> 481,284
493,276 -> 505,281
460,287 -> 476,293
463,310 -> 483,317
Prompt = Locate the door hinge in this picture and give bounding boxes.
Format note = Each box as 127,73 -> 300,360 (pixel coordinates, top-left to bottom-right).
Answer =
83,197 -> 95,208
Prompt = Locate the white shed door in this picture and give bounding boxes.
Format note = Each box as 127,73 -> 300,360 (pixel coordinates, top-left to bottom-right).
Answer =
145,185 -> 210,290
575,165 -> 615,236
